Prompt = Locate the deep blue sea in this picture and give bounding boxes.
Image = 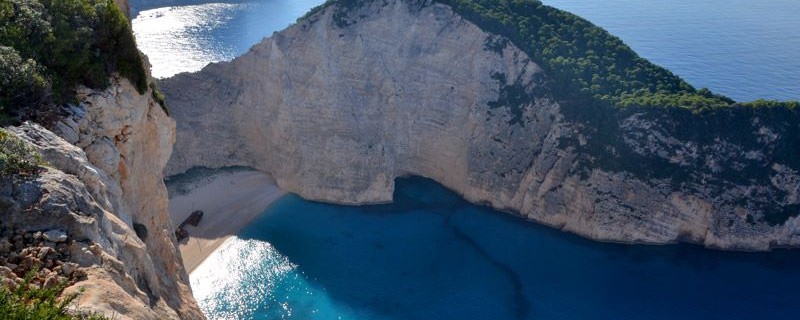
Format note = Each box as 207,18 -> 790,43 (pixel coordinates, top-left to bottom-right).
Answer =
136,1 -> 800,319
191,178 -> 800,320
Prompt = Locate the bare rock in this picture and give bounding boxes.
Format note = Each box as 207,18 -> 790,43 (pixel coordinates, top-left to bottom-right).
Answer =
62,262 -> 79,277
43,230 -> 68,243
1,277 -> 17,290
5,77 -> 200,318
0,239 -> 11,254
43,272 -> 61,289
0,266 -> 14,278
163,0 -> 800,251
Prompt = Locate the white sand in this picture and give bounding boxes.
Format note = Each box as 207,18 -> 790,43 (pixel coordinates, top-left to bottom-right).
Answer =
168,170 -> 286,273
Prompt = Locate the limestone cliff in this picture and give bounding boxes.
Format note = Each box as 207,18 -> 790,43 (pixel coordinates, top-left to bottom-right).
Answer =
162,0 -> 800,250
2,78 -> 203,319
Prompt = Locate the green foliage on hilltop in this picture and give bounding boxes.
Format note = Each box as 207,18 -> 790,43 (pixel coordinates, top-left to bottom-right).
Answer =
739,99 -> 800,109
0,0 -> 148,120
434,0 -> 738,110
309,0 -> 797,111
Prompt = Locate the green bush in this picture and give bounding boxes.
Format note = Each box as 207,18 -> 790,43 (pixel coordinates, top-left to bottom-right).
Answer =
316,0 -> 796,110
149,81 -> 168,115
0,269 -> 108,320
0,0 -> 147,119
434,0 -> 740,110
0,128 -> 43,176
0,46 -> 52,115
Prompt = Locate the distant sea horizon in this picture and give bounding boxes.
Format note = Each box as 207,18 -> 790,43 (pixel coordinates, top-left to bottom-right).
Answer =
133,0 -> 799,101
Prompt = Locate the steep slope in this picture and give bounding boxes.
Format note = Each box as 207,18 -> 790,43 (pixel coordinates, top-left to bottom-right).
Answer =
162,0 -> 800,250
3,78 -> 203,319
1,0 -> 203,318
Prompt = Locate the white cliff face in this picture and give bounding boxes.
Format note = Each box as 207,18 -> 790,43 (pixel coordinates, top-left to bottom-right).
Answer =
5,78 -> 203,319
162,0 -> 800,250
165,0 -> 548,204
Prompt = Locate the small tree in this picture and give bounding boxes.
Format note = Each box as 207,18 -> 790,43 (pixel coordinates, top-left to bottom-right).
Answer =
0,128 -> 43,176
0,269 -> 108,320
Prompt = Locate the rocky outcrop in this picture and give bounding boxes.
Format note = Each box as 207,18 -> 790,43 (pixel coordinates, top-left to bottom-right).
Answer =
2,77 -> 203,319
162,0 -> 800,250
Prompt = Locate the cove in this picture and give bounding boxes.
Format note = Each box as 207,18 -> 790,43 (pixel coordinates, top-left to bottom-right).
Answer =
190,177 -> 800,319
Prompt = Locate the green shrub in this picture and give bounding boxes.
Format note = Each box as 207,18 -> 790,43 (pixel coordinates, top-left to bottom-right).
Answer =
0,128 -> 43,176
0,0 -> 147,119
149,81 -> 168,115
434,0 -> 737,109
0,269 -> 108,320
0,46 -> 52,117
317,0 -> 796,110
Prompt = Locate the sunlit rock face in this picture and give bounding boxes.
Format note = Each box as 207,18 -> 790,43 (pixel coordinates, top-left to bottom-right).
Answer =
162,0 -> 800,250
5,79 -> 203,320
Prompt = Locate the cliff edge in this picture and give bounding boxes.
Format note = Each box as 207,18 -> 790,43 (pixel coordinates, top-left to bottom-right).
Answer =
2,80 -> 202,319
163,0 -> 800,251
1,0 -> 204,317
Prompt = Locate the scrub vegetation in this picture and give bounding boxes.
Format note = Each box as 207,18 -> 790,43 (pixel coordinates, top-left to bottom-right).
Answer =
0,128 -> 43,176
0,269 -> 108,320
0,0 -> 148,121
436,0 -> 797,111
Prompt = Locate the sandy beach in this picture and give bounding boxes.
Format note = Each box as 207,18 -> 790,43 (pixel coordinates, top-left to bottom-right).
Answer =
167,170 -> 286,273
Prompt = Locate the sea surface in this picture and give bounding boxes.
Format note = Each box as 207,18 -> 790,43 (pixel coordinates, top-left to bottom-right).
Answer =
132,0 -> 325,78
137,1 -> 800,319
542,0 -> 800,101
132,0 -> 799,101
191,178 -> 800,319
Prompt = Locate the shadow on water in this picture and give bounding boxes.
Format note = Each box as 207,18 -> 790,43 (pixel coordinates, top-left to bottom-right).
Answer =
232,177 -> 800,320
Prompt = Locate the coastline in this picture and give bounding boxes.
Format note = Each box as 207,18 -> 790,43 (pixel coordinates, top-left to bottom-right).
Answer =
167,169 -> 286,273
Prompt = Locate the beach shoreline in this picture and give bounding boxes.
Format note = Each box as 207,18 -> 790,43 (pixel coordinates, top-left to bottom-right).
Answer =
167,169 -> 286,273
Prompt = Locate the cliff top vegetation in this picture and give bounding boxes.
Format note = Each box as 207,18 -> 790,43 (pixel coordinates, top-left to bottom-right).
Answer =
311,0 -> 798,112
0,268 -> 108,320
0,0 -> 148,123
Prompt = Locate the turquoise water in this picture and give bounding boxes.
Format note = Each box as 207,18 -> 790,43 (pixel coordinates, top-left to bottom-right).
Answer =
138,1 -> 800,318
191,178 -> 800,320
133,0 -> 799,100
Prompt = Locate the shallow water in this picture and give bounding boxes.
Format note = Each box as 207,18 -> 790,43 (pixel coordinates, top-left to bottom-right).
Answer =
191,178 -> 800,320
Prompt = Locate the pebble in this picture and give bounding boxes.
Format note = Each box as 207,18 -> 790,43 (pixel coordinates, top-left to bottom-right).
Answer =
0,266 -> 13,277
37,247 -> 52,260
2,230 -> 88,291
43,273 -> 60,289
43,230 -> 68,243
0,239 -> 11,254
62,263 -> 79,277
1,278 -> 17,290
